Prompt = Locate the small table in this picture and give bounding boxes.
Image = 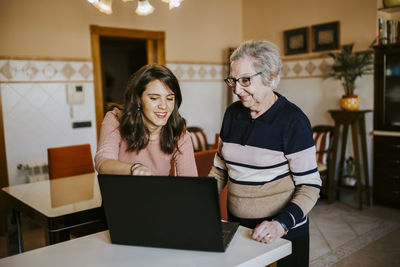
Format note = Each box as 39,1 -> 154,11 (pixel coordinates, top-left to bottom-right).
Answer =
328,110 -> 372,209
1,173 -> 105,256
0,227 -> 292,267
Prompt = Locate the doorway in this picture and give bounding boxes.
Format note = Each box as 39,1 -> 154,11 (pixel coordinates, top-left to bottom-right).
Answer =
90,25 -> 166,138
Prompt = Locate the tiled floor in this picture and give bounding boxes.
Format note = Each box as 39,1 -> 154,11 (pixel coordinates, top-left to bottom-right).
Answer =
309,201 -> 400,266
1,199 -> 399,266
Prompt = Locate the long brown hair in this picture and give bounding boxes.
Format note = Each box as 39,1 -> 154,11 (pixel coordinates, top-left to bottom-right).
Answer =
119,64 -> 186,154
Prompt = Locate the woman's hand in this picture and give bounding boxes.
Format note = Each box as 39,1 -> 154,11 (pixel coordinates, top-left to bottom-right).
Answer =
251,220 -> 285,244
131,164 -> 153,176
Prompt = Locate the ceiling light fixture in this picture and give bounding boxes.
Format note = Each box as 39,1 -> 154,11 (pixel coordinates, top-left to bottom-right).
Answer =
135,0 -> 154,16
87,0 -> 183,16
162,0 -> 184,9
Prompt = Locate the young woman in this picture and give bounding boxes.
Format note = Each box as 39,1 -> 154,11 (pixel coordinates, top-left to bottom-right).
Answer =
95,64 -> 197,177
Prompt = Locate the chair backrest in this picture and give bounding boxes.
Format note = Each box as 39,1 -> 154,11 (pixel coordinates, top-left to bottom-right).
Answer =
193,148 -> 227,220
312,125 -> 334,165
187,126 -> 208,152
212,133 -> 220,149
48,144 -> 94,179
194,148 -> 218,177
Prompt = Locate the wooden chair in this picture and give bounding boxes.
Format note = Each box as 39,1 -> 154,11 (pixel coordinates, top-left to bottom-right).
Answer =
194,148 -> 217,177
212,133 -> 220,149
193,148 -> 228,220
312,125 -> 334,199
187,126 -> 209,152
47,144 -> 105,237
48,144 -> 94,179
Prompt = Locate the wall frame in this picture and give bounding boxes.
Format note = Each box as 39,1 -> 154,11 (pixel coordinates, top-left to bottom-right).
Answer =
283,27 -> 309,55
312,21 -> 340,52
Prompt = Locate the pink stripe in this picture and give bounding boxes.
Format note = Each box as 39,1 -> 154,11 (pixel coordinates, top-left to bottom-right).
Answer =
286,146 -> 318,173
221,142 -> 286,167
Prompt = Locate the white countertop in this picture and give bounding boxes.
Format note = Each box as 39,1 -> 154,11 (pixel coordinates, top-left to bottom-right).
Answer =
0,227 -> 291,267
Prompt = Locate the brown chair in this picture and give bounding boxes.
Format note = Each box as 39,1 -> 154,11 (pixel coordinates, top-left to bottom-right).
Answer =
47,144 -> 105,237
219,185 -> 228,221
194,148 -> 218,177
312,125 -> 334,198
187,126 -> 210,152
212,133 -> 220,149
193,148 -> 228,220
48,144 -> 94,179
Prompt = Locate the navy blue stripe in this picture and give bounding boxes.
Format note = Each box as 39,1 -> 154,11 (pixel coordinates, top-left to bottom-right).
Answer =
225,159 -> 288,170
228,171 -> 291,185
275,202 -> 304,229
296,183 -> 321,189
217,151 -> 224,161
291,167 -> 318,176
215,166 -> 227,173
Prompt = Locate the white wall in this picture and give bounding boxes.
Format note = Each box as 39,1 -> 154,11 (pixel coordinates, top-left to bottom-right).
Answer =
277,57 -> 374,184
0,59 -> 97,185
167,63 -> 228,143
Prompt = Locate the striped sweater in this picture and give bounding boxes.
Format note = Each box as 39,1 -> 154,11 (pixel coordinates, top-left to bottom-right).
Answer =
209,92 -> 321,237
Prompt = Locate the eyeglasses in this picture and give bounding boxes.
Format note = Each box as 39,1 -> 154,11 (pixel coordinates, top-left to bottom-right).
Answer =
224,72 -> 262,88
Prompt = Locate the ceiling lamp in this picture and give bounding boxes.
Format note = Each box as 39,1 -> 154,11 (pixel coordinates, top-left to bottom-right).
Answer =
162,0 -> 184,9
87,0 -> 183,16
136,0 -> 154,16
88,0 -> 113,14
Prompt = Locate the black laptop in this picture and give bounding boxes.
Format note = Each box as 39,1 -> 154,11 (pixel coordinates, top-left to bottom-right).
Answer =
98,174 -> 239,252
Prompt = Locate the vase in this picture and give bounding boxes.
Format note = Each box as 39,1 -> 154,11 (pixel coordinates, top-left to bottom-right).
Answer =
341,95 -> 360,111
383,0 -> 400,8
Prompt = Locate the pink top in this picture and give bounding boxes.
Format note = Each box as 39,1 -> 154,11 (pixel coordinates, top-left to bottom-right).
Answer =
95,109 -> 198,176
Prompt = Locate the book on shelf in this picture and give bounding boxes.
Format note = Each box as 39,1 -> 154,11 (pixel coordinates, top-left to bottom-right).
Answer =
378,18 -> 399,45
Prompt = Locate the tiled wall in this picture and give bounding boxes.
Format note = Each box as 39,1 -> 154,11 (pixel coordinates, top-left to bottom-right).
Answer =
281,57 -> 333,78
0,59 -> 96,185
0,56 -> 355,185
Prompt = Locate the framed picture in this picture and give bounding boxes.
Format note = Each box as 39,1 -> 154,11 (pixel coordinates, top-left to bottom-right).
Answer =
284,27 -> 309,55
312,21 -> 340,52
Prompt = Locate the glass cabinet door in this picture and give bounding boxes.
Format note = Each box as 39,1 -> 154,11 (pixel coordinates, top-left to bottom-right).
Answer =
374,44 -> 400,131
384,52 -> 400,128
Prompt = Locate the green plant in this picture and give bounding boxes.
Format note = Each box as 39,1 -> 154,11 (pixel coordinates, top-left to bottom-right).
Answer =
326,44 -> 373,96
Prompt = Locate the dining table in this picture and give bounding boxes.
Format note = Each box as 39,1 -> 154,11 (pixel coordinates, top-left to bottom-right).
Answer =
1,172 -> 105,256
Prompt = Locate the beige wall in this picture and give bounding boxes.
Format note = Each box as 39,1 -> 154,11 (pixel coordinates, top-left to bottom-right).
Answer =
242,0 -> 377,57
0,0 -> 242,63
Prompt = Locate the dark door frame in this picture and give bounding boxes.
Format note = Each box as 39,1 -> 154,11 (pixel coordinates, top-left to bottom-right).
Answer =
90,25 -> 166,139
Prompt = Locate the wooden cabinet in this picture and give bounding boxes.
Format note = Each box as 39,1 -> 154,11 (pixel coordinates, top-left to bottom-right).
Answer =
373,135 -> 400,207
374,44 -> 400,131
373,44 -> 400,208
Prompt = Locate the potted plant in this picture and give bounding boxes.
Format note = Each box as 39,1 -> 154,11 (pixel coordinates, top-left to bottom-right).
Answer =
326,44 -> 373,110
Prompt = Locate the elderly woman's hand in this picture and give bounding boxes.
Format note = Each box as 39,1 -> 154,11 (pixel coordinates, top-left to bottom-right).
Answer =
251,220 -> 285,244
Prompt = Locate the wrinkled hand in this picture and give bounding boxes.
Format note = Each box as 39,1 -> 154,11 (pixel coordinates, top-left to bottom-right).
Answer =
251,220 -> 285,244
131,164 -> 153,176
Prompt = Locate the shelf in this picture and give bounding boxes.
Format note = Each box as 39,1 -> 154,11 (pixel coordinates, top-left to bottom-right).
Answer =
378,6 -> 400,13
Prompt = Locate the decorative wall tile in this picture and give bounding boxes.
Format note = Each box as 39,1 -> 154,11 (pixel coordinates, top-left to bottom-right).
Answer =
167,63 -> 226,81
281,57 -> 335,79
0,60 -> 93,82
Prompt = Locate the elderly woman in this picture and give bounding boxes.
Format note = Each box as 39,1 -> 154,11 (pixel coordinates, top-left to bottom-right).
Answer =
209,40 -> 321,266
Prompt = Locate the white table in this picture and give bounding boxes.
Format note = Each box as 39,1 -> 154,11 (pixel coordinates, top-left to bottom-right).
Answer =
0,227 -> 291,267
1,173 -> 105,255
